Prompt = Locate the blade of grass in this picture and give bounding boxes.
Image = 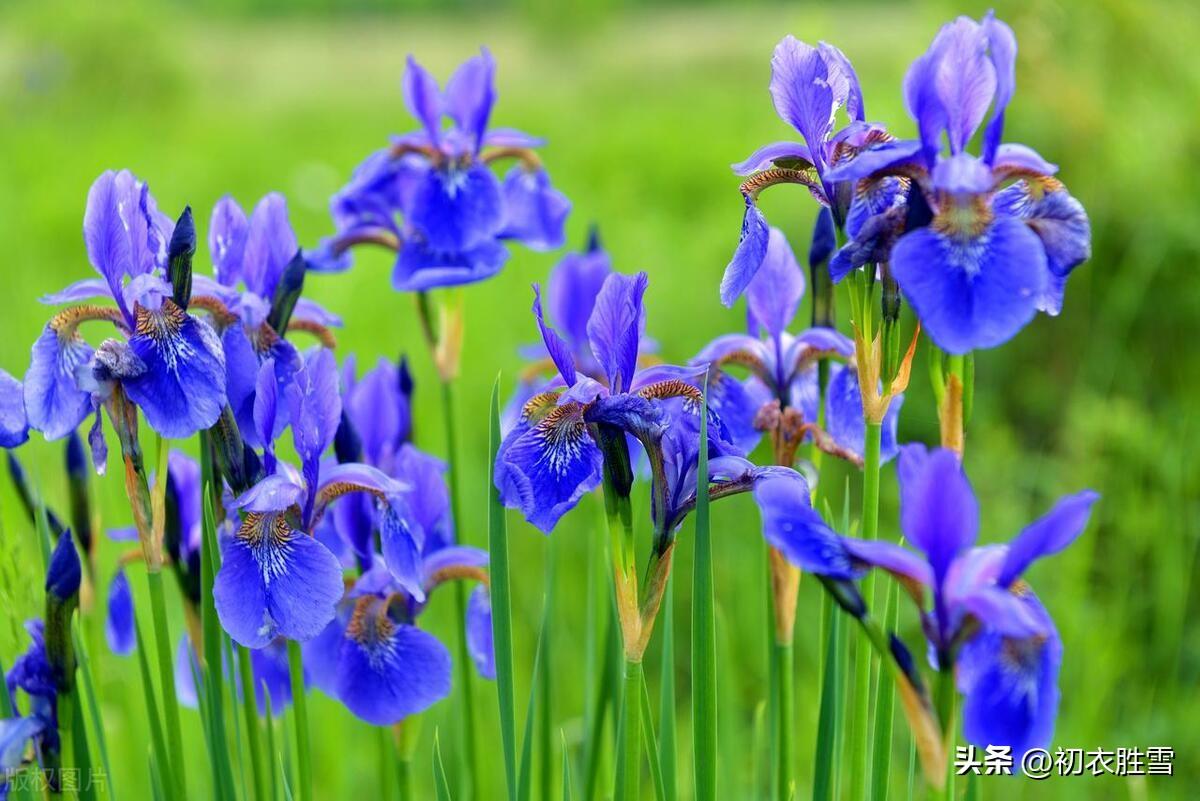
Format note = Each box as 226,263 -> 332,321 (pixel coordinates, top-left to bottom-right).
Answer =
264,685 -> 279,801
149,751 -> 166,801
518,594 -> 549,801
134,613 -> 174,797
539,545 -> 555,801
286,639 -> 312,801
238,646 -> 268,801
583,609 -> 619,801
638,673 -> 666,801
812,596 -> 841,801
73,625 -> 116,801
657,574 -> 676,801
200,488 -> 237,801
870,578 -> 899,801
434,731 -> 454,801
561,731 -> 574,801
488,375 -> 518,801
692,377 -> 716,801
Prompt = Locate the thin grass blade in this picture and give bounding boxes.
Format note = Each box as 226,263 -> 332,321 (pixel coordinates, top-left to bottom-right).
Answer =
691,377 -> 717,801
488,375 -> 519,801
434,732 -> 455,801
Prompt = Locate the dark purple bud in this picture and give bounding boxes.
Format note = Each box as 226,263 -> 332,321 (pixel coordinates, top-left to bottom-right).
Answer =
334,410 -> 364,464
64,432 -> 94,559
168,206 -> 196,310
586,223 -> 603,254
903,182 -> 933,233
397,355 -> 414,399
267,250 -> 307,334
808,207 -> 836,269
46,530 -> 81,602
819,575 -> 866,619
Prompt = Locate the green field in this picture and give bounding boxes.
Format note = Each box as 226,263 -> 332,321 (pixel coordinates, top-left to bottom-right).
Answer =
1,0 -> 1197,798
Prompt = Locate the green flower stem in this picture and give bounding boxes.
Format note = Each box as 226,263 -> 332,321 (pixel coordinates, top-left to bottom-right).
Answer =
616,659 -> 644,801
773,642 -> 794,801
238,645 -> 268,801
145,569 -> 186,798
287,639 -> 312,801
934,667 -> 957,801
691,384 -> 716,801
861,422 -> 883,541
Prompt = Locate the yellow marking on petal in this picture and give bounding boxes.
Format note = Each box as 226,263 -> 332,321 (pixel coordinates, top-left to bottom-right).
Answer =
287,320 -> 338,349
636,378 -> 702,404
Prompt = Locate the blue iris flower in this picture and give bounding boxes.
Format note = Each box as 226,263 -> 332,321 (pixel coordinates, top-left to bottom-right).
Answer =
699,226 -> 901,464
213,348 -> 406,649
310,49 -> 570,291
0,368 -> 29,448
24,170 -> 226,444
825,13 -> 1092,353
754,444 -> 1098,759
722,36 -> 907,305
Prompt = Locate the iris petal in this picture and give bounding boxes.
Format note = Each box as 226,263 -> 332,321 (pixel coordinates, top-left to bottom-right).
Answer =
409,164 -> 504,253
746,227 -> 805,338
0,369 -> 29,448
753,471 -> 861,578
105,568 -> 136,656
466,586 -> 496,680
500,167 -> 570,251
391,237 -> 509,291
24,325 -> 94,441
720,199 -> 770,307
897,445 -> 978,585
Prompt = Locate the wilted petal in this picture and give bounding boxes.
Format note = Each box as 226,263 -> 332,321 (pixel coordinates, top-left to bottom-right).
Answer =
891,215 -> 1047,354
897,445 -> 978,585
587,272 -> 647,393
213,516 -> 345,648
124,305 -> 227,439
466,585 -> 495,679
720,199 -> 770,307
24,325 -> 94,441
105,568 -> 136,656
500,167 -> 569,251
336,600 -> 452,725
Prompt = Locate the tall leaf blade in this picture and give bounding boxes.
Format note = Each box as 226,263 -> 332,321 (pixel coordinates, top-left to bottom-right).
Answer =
434,731 -> 455,801
488,375 -> 519,801
691,377 -> 717,801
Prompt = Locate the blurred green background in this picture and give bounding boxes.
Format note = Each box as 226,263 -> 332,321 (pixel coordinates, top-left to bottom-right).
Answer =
1,0 -> 1197,798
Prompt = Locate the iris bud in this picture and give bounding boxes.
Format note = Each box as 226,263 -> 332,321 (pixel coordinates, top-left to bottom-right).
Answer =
167,206 -> 196,310
64,432 -> 94,559
267,250 -> 307,334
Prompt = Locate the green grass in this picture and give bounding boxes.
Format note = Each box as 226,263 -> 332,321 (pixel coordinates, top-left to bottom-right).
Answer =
1,1 -> 1198,798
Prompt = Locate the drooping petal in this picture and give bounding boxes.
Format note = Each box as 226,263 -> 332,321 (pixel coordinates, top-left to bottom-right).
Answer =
213,516 -> 345,648
496,403 -> 603,534
0,369 -> 29,448
105,568 -> 136,656
409,164 -> 504,253
958,592 -> 1061,761
381,505 -> 426,603
746,227 -> 805,338
769,36 -> 835,173
720,199 -> 770,307
391,238 -> 509,292
998,490 -> 1099,587
891,215 -> 1048,354
209,196 -> 250,287
466,586 -> 495,680
242,194 -> 299,300
392,445 -> 451,545
402,55 -> 443,146
499,167 -> 570,251
587,272 -> 648,393
24,324 -> 94,441
752,471 -> 861,578
842,538 -> 933,587
533,284 -> 577,387
421,545 -> 489,586
290,298 -> 343,328
992,181 -> 1091,280
40,278 -> 113,306
730,141 -> 814,176
124,304 -> 227,439
444,48 -> 497,155
897,445 -> 978,585
482,128 -> 545,149
335,601 -> 452,725
332,492 -> 376,560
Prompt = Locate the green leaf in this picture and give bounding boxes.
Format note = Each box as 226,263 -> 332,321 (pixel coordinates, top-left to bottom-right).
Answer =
286,639 -> 312,801
870,578 -> 900,801
134,616 -> 174,798
239,645 -> 269,801
518,594 -> 550,801
73,626 -> 118,801
811,595 -> 842,801
264,684 -> 280,801
200,479 -> 238,801
488,374 -> 519,801
561,732 -> 575,801
657,574 -> 676,801
639,674 -> 666,801
691,376 -> 717,801
433,731 -> 454,801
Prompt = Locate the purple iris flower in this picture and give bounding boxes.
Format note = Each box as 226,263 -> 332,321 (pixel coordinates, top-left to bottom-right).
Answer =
825,13 -> 1091,353
722,36 -> 907,305
0,368 -> 29,448
304,545 -> 493,725
310,49 -> 570,290
24,170 -> 226,442
496,271 -> 712,533
5,620 -> 58,758
755,445 -> 1098,758
213,349 -> 405,649
175,637 -> 295,715
699,227 -> 901,464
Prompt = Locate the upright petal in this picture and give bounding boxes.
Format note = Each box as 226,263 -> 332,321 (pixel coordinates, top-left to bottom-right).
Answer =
533,285 -> 577,387
409,164 -> 504,253
499,167 -> 570,251
345,358 -> 405,467
891,215 -> 1048,354
83,170 -> 135,314
288,349 -> 342,467
124,304 -> 227,439
720,199 -> 770,307
932,17 -> 997,154
242,194 -> 299,299
981,13 -> 1018,164
818,42 -> 865,122
0,369 -> 29,448
548,246 -> 612,353
24,325 -> 94,441
209,196 -> 249,287
587,272 -> 648,393
444,48 -> 497,155
746,227 -> 805,338
998,490 -> 1099,587
105,568 -> 136,656
335,607 -> 452,726
897,445 -> 978,585
770,36 -> 835,172
402,55 -> 443,146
